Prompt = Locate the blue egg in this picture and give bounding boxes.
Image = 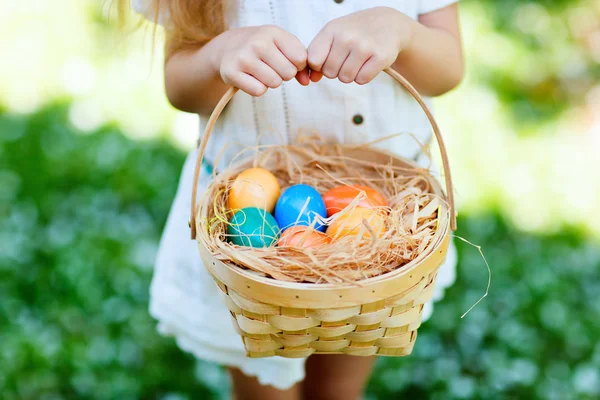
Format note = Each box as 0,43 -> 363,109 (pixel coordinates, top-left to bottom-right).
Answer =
274,184 -> 327,232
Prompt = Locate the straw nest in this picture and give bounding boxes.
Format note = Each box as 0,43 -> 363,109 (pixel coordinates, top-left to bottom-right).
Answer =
198,137 -> 448,285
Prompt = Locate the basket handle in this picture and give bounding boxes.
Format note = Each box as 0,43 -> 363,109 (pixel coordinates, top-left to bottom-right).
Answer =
190,68 -> 457,239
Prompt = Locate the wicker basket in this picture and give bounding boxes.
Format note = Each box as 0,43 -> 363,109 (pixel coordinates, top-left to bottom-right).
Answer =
189,68 -> 457,358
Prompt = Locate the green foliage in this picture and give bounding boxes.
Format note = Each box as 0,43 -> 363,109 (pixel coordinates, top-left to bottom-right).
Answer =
0,106 -> 222,399
462,0 -> 599,131
2,106 -> 600,399
370,216 -> 600,399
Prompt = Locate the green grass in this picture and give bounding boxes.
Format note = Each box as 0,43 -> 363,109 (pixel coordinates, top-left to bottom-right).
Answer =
1,105 -> 599,399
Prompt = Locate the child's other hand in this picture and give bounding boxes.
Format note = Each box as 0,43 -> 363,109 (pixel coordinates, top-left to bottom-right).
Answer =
216,26 -> 309,96
307,7 -> 412,85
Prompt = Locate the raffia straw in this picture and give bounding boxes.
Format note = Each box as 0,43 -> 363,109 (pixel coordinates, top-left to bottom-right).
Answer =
199,137 -> 449,284
453,235 -> 492,319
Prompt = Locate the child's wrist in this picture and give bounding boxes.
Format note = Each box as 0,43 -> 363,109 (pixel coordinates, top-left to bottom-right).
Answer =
205,30 -> 231,77
391,8 -> 415,53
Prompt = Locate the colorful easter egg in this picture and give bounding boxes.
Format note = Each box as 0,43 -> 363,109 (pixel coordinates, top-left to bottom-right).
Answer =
277,226 -> 332,249
323,185 -> 388,217
326,208 -> 386,240
228,168 -> 281,213
227,207 -> 280,248
274,184 -> 327,232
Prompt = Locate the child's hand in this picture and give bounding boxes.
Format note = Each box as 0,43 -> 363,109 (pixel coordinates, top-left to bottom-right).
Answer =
216,26 -> 309,96
307,7 -> 413,85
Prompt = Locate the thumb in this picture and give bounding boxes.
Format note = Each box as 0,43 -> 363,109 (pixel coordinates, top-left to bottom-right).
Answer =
309,69 -> 324,83
295,67 -> 310,86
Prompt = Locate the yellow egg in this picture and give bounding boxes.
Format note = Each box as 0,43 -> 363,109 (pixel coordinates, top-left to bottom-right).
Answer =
326,208 -> 386,240
228,168 -> 281,213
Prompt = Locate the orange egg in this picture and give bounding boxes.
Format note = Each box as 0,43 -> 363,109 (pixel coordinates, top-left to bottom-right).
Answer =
323,185 -> 388,217
326,208 -> 386,240
278,226 -> 332,248
228,168 -> 281,213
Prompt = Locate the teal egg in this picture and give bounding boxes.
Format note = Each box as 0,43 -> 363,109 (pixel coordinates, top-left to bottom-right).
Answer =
227,207 -> 280,248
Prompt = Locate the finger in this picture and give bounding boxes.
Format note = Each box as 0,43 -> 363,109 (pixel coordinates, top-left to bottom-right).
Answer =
274,34 -> 308,71
355,56 -> 385,85
295,67 -> 310,86
307,30 -> 333,72
226,72 -> 268,97
321,39 -> 350,79
245,61 -> 283,89
261,45 -> 299,81
309,69 -> 323,83
338,50 -> 371,84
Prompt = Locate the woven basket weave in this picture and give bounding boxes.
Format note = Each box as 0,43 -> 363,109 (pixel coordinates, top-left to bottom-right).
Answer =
190,68 -> 457,358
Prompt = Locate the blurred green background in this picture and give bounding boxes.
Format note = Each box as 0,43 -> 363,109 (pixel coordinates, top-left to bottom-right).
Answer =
1,0 -> 600,399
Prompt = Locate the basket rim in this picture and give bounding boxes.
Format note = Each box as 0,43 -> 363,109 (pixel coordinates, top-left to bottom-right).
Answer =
194,144 -> 451,307
198,223 -> 449,289
196,229 -> 449,308
198,144 -> 450,287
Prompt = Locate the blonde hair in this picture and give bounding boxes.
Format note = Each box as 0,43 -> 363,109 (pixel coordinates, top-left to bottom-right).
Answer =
114,0 -> 225,56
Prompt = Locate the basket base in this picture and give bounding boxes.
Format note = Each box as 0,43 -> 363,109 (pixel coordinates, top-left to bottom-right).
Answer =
219,274 -> 436,359
241,330 -> 418,358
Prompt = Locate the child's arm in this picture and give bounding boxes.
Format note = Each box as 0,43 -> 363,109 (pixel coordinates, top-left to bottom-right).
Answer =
165,26 -> 309,115
307,5 -> 463,97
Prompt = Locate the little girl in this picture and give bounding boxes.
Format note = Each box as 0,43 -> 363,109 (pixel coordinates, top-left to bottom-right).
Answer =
126,1 -> 463,398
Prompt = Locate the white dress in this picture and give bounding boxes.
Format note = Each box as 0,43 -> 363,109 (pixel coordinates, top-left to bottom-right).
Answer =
134,0 -> 458,390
